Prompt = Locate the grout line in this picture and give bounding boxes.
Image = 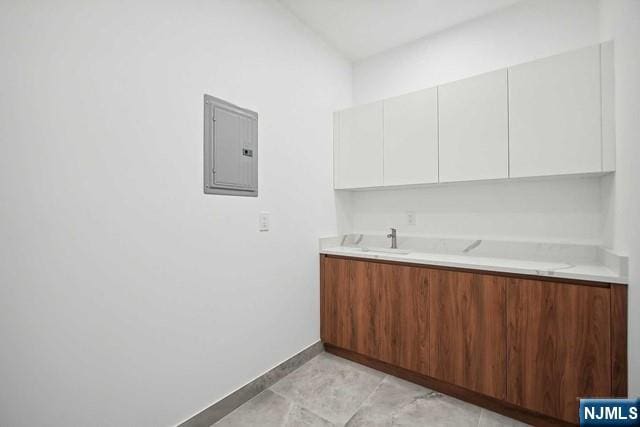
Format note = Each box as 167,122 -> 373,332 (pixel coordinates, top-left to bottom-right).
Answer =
270,388 -> 335,426
343,375 -> 387,425
269,389 -> 289,399
280,400 -> 293,427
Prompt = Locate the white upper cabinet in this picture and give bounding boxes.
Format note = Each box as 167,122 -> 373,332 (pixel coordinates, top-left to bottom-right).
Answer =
332,42 -> 614,190
383,88 -> 438,185
601,41 -> 616,172
508,45 -> 602,178
333,101 -> 383,189
438,69 -> 509,183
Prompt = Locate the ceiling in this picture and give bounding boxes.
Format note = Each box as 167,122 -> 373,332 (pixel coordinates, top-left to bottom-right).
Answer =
279,0 -> 522,60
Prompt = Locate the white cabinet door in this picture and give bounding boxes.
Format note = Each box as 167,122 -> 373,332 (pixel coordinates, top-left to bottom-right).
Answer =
383,88 -> 438,185
334,102 -> 383,189
438,69 -> 509,183
508,45 -> 602,177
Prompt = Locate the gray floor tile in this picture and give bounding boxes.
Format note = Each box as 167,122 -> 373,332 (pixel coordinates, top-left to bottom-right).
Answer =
285,404 -> 337,426
346,375 -> 482,427
213,389 -> 335,427
213,390 -> 288,427
390,391 -> 482,426
214,352 -> 530,427
346,375 -> 433,426
270,352 -> 385,424
478,409 -> 531,426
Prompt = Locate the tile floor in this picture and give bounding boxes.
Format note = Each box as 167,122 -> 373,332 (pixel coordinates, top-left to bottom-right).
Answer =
213,352 -> 529,426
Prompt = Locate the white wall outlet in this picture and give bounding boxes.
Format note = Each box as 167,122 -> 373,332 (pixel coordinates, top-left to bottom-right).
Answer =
406,211 -> 416,226
259,211 -> 270,231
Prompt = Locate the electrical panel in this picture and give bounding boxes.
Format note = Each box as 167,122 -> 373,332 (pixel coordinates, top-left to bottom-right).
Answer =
203,95 -> 258,196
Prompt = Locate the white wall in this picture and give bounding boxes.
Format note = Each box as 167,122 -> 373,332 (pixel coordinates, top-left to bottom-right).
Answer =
349,0 -> 639,393
353,0 -> 603,105
598,0 -> 640,396
347,0 -> 622,247
349,176 -> 604,244
0,1 -> 351,426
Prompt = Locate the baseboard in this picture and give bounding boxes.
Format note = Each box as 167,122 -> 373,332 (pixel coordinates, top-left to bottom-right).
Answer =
178,341 -> 324,427
324,344 -> 575,427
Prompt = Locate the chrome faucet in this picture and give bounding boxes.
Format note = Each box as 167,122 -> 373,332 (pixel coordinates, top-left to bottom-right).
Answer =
387,228 -> 397,249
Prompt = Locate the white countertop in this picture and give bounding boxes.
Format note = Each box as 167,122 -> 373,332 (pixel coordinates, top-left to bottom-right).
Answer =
320,245 -> 627,285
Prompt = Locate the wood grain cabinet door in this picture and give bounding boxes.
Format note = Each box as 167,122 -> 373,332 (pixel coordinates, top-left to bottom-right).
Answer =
368,262 -> 429,375
320,257 -> 429,375
428,270 -> 507,399
506,279 -> 611,423
320,256 -> 351,348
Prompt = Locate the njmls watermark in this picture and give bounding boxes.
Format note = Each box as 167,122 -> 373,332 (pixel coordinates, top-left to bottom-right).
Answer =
580,398 -> 640,426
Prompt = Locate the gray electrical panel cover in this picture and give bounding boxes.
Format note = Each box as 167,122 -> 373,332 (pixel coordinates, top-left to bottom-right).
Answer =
204,94 -> 258,196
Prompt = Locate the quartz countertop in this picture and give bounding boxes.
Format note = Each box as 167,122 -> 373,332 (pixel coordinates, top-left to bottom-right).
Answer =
319,236 -> 628,285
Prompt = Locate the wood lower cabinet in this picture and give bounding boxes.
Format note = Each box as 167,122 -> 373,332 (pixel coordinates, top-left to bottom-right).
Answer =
506,279 -> 612,423
428,270 -> 507,399
320,257 -> 429,374
372,262 -> 429,374
320,256 -> 351,349
611,284 -> 628,397
320,255 -> 626,426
